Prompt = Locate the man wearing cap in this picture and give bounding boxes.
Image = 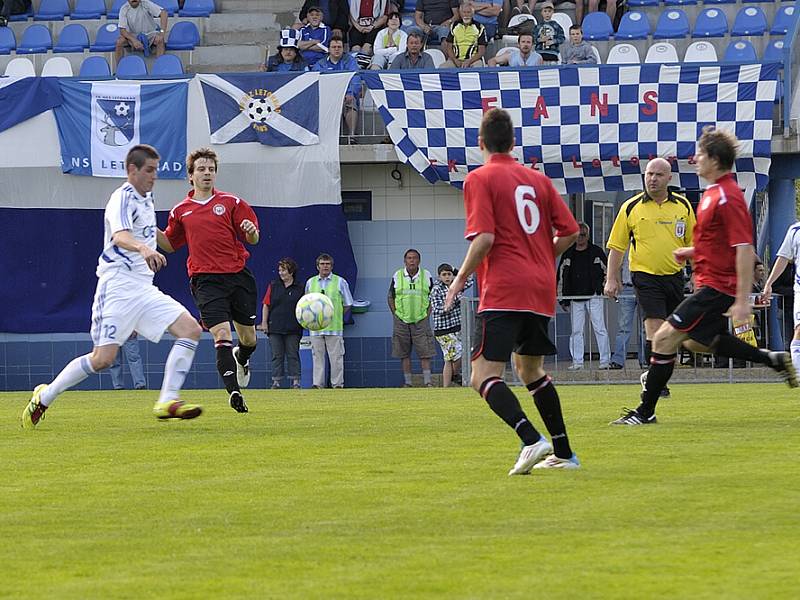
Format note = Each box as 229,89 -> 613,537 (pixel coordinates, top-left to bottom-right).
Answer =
298,6 -> 332,66
116,0 -> 168,64
296,0 -> 350,38
263,29 -> 309,72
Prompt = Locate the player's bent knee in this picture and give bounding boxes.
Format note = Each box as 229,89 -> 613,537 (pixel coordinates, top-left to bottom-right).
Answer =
171,313 -> 202,340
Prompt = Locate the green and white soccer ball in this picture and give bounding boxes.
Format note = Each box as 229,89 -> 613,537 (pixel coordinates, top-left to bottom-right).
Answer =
296,292 -> 335,331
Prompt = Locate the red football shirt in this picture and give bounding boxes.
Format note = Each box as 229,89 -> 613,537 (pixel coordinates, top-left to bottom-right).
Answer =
165,189 -> 259,276
692,173 -> 753,297
463,153 -> 579,316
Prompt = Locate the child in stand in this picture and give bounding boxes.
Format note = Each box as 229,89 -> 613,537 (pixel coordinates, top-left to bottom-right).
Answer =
429,263 -> 473,387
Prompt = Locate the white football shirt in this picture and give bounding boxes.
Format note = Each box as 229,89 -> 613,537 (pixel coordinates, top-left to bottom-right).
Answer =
776,221 -> 800,292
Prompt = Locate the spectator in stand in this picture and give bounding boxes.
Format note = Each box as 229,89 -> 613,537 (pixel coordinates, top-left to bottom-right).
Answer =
259,258 -> 304,390
313,37 -> 361,144
0,0 -> 30,27
441,2 -> 488,68
414,0 -> 459,45
429,264 -> 473,387
472,0 -> 502,39
558,222 -> 612,370
298,6 -> 332,67
370,12 -> 408,69
532,1 -> 564,63
562,25 -> 597,64
296,0 -> 350,39
389,31 -> 435,69
109,333 -> 147,390
263,29 -> 309,72
115,0 -> 167,64
487,32 -> 542,66
348,0 -> 390,55
587,0 -> 617,33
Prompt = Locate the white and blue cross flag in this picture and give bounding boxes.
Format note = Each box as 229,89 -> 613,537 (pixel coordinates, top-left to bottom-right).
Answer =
197,72 -> 320,146
361,63 -> 779,193
53,80 -> 188,179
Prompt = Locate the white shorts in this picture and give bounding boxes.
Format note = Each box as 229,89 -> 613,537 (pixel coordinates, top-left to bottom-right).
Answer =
794,291 -> 800,328
90,271 -> 188,347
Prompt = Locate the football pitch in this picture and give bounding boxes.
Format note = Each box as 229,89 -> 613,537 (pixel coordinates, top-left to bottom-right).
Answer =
2,383 -> 798,599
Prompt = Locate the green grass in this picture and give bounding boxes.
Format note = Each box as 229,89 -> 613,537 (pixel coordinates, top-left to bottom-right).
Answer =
2,384 -> 799,599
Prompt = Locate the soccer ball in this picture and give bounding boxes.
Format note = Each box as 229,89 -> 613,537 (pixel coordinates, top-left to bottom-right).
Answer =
245,97 -> 272,124
296,292 -> 335,331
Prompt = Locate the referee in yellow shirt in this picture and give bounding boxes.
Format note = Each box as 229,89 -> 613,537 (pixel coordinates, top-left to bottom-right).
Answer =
605,158 -> 696,397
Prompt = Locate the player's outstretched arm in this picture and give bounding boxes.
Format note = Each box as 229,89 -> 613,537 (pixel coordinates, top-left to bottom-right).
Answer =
761,255 -> 790,305
156,229 -> 175,253
446,233 -> 494,310
112,230 -> 166,273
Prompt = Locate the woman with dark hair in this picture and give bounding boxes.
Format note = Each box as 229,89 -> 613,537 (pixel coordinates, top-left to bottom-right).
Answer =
262,29 -> 309,72
258,258 -> 305,389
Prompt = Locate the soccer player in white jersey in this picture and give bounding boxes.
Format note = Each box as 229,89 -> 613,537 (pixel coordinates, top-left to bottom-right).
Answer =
21,145 -> 204,428
761,221 -> 800,373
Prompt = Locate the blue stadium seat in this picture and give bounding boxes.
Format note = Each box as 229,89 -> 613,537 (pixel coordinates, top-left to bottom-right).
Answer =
582,12 -> 614,40
771,6 -> 797,36
731,6 -> 767,36
0,27 -> 16,54
33,0 -> 69,21
741,0 -> 772,3
153,0 -> 179,16
616,11 -> 650,40
166,21 -> 200,50
702,0 -> 735,4
626,0 -> 658,6
71,0 -> 107,20
692,8 -> 729,37
723,39 -> 757,63
762,38 -> 785,62
653,9 -> 690,39
90,23 -> 121,52
16,24 -> 53,53
151,53 -> 185,75
54,23 -> 90,53
116,54 -> 148,78
663,0 -> 696,5
108,0 -> 128,19
179,0 -> 215,17
79,55 -> 112,77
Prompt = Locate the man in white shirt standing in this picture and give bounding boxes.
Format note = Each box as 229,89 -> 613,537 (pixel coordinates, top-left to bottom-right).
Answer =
116,0 -> 168,64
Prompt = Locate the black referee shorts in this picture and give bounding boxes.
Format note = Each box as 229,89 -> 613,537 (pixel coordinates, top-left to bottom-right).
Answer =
471,311 -> 557,363
190,268 -> 258,329
667,286 -> 735,347
632,271 -> 685,321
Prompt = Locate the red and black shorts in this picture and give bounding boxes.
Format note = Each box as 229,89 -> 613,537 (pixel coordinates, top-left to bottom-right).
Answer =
667,286 -> 734,347
632,271 -> 686,321
190,268 -> 258,329
471,311 -> 557,363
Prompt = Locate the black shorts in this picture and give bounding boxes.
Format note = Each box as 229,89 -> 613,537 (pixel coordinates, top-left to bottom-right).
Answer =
471,311 -> 557,363
348,26 -> 379,48
632,271 -> 685,321
667,286 -> 734,347
190,268 -> 258,329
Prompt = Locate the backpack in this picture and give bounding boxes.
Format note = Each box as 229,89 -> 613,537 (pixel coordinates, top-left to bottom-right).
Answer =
506,14 -> 536,36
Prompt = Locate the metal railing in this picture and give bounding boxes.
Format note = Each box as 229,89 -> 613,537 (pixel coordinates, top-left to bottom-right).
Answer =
460,294 -> 791,387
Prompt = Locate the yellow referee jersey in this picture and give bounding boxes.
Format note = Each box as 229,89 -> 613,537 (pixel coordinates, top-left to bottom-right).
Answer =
606,191 -> 696,275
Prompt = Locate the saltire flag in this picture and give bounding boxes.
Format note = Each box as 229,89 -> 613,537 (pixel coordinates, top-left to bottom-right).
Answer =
361,63 -> 779,193
53,80 -> 188,179
0,76 -> 63,134
197,72 -> 320,146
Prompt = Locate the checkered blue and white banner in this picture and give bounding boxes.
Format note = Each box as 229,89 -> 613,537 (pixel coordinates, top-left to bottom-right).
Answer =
361,64 -> 779,193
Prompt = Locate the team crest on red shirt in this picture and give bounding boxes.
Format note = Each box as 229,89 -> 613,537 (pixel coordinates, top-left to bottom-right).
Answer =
213,204 -> 226,216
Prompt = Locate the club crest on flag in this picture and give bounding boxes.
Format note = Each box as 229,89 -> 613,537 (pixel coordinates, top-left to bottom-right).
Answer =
241,89 -> 281,132
95,97 -> 136,147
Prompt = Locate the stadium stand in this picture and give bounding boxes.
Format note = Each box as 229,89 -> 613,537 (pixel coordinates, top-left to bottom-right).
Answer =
606,43 -> 641,63
0,27 -> 15,54
16,24 -> 52,54
53,24 -> 90,53
582,12 -> 614,40
645,41 -> 680,63
151,53 -> 185,74
627,0 -> 658,6
179,0 -> 215,17
33,0 -> 70,21
692,8 -> 730,37
78,54 -> 112,76
70,0 -> 107,20
90,23 -> 120,52
424,48 -> 446,68
4,56 -> 35,76
116,54 -> 148,77
731,6 -> 768,36
763,37 -> 786,61
166,21 -> 200,51
724,39 -> 759,62
108,0 -> 128,20
684,40 -> 719,61
41,56 -> 74,76
616,11 -> 650,40
654,9 -> 690,39
771,5 -> 797,35
664,0 -> 697,5
154,0 -> 179,16
551,11 -> 572,34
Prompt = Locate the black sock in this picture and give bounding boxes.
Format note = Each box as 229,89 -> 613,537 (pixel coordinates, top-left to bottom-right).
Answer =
479,377 -> 540,446
215,341 -> 239,393
711,334 -> 770,365
527,375 -> 572,459
644,339 -> 653,366
236,342 -> 257,365
638,352 -> 676,417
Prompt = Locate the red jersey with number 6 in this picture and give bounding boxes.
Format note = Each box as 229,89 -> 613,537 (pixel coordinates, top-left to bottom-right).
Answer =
165,189 -> 258,276
463,153 -> 579,316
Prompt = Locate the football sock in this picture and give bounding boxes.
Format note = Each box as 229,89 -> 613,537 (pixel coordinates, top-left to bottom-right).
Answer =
215,340 -> 239,393
236,342 -> 257,365
527,375 -> 573,459
711,334 -> 771,365
791,340 -> 800,374
404,372 -> 412,385
159,338 -> 198,404
422,369 -> 432,385
40,354 -> 96,406
644,340 -> 652,367
638,352 -> 676,417
479,377 -> 540,446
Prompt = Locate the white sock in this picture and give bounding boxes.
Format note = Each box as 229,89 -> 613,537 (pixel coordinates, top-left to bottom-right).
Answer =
790,340 -> 800,374
423,369 -> 432,384
158,338 -> 198,404
40,354 -> 95,406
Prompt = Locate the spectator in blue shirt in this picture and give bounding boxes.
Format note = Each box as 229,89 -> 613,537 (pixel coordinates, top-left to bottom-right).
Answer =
298,6 -> 332,66
263,29 -> 309,72
487,32 -> 542,66
313,36 -> 361,143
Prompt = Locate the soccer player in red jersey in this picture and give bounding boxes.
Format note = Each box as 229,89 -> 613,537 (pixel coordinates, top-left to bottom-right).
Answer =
161,147 -> 260,413
612,127 -> 798,426
446,108 -> 582,474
